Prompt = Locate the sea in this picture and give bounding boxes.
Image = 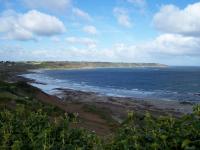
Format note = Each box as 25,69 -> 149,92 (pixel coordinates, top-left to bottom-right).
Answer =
22,67 -> 200,103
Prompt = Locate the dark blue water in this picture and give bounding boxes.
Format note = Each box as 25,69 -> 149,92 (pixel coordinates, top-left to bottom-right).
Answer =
24,67 -> 200,102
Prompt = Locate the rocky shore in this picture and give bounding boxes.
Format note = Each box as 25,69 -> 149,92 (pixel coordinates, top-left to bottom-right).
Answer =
55,88 -> 194,119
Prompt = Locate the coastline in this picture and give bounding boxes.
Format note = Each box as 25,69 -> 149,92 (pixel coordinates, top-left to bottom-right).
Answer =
20,71 -> 194,119
16,75 -> 194,131
1,62 -> 197,134
55,88 -> 194,116
1,68 -> 200,148
25,65 -> 168,73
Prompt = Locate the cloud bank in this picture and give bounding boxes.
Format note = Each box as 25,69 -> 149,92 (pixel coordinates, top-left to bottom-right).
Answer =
153,2 -> 200,36
0,1 -> 200,65
0,10 -> 66,41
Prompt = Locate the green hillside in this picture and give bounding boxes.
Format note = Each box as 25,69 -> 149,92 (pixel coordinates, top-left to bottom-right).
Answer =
0,81 -> 200,149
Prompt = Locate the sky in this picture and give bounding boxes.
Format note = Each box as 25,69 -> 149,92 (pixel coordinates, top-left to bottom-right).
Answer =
0,0 -> 200,66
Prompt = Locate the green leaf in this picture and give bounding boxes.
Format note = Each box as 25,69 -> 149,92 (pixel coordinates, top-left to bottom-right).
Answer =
181,139 -> 191,148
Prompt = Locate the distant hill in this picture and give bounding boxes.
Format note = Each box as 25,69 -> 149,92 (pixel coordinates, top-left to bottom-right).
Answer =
27,61 -> 168,69
0,61 -> 167,80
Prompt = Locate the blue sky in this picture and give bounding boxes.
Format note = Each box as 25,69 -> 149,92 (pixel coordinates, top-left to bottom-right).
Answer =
0,0 -> 200,65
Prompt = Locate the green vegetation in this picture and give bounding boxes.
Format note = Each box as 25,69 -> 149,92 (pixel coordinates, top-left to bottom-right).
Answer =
0,81 -> 200,149
0,106 -> 102,149
106,109 -> 200,149
0,81 -> 102,149
83,104 -> 118,126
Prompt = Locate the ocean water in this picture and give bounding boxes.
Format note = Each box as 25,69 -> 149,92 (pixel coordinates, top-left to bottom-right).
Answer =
22,67 -> 200,102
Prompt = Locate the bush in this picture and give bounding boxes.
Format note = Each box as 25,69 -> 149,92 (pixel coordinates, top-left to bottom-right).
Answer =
0,105 -> 103,150
105,107 -> 200,150
1,105 -> 200,149
0,80 -> 200,149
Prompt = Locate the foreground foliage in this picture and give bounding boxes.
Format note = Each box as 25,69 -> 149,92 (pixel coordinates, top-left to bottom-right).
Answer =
0,81 -> 102,149
0,106 -> 102,150
1,105 -> 199,150
106,107 -> 200,150
0,81 -> 200,149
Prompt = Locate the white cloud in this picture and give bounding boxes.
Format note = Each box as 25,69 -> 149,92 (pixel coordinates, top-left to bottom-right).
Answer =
20,10 -> 66,36
83,25 -> 97,35
72,8 -> 92,21
66,37 -> 97,49
0,10 -> 66,41
23,0 -> 71,11
5,27 -> 34,41
144,34 -> 200,56
153,2 -> 200,36
113,7 -> 132,28
1,1 -> 200,65
1,33 -> 200,65
64,34 -> 200,63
